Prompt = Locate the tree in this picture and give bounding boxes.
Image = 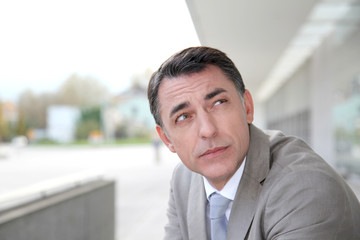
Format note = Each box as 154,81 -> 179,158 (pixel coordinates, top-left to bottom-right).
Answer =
16,74 -> 110,136
18,90 -> 55,131
0,101 -> 12,141
16,111 -> 26,136
56,74 -> 110,107
18,90 -> 42,132
75,106 -> 101,140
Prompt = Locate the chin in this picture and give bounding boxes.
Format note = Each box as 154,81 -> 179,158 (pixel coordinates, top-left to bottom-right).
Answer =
203,167 -> 232,182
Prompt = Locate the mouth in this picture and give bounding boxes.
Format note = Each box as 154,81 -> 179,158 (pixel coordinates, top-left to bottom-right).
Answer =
199,146 -> 229,159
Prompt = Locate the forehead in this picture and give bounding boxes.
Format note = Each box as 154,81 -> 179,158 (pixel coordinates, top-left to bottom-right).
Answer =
157,65 -> 237,111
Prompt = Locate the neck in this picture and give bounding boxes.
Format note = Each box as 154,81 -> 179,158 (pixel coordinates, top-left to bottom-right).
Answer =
208,177 -> 229,191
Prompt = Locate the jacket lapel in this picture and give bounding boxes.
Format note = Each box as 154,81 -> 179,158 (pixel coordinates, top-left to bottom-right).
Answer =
228,124 -> 270,240
187,173 -> 208,240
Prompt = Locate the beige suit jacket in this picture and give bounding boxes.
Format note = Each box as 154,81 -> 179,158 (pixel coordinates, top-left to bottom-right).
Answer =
163,124 -> 360,240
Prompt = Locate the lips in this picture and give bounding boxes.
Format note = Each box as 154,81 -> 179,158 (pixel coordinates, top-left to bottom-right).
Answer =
199,146 -> 228,158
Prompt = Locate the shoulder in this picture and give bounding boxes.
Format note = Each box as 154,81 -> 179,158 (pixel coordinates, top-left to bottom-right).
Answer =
263,129 -> 354,206
170,163 -> 202,194
259,167 -> 360,239
264,128 -> 332,175
255,130 -> 360,238
171,163 -> 194,185
249,125 -> 336,181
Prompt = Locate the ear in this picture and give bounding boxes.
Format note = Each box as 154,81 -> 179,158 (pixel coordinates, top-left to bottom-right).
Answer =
156,125 -> 176,153
243,89 -> 254,124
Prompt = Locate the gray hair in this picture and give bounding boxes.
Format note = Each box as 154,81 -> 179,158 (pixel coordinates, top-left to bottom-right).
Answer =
147,46 -> 245,127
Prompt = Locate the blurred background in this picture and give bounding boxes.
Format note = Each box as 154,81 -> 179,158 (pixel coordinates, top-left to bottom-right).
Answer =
0,0 -> 359,239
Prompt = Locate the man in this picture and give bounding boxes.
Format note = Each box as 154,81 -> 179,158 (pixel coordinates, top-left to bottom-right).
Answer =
147,46 -> 360,240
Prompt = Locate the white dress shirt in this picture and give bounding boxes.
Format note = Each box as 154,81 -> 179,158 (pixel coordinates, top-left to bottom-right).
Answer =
203,158 -> 246,220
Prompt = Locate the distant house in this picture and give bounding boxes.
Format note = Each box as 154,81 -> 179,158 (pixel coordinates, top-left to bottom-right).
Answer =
47,106 -> 80,143
102,84 -> 155,140
1,101 -> 18,124
0,101 -> 18,142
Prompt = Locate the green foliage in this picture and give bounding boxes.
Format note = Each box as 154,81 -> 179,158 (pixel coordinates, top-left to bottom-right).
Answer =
16,112 -> 27,136
35,138 -> 59,145
0,120 -> 13,142
0,101 -> 17,142
76,119 -> 100,140
16,75 -> 110,138
18,90 -> 53,131
34,137 -> 151,146
335,127 -> 360,144
75,106 -> 101,140
79,107 -> 101,122
112,137 -> 151,145
56,74 -> 110,107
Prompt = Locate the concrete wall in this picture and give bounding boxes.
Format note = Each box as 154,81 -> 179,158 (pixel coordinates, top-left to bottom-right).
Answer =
0,180 -> 115,240
265,60 -> 312,143
264,26 -> 360,168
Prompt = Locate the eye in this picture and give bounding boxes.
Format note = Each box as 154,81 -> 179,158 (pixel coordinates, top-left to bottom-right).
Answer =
214,99 -> 227,106
175,113 -> 190,123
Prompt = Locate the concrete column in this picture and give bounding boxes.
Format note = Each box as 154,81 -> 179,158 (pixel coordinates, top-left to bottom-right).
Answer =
310,36 -> 335,166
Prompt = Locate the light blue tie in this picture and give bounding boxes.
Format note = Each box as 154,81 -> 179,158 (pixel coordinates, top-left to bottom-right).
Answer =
209,193 -> 231,240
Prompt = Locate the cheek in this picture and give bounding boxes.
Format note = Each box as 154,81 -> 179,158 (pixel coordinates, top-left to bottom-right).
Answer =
225,113 -> 250,148
221,111 -> 246,131
174,138 -> 193,155
171,132 -> 197,163
234,128 -> 250,155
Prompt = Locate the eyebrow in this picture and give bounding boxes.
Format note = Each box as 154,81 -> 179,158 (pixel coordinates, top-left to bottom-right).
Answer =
169,102 -> 190,118
168,88 -> 227,119
205,88 -> 227,100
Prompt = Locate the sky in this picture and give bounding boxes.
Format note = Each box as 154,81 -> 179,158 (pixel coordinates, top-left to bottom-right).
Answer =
0,0 -> 200,101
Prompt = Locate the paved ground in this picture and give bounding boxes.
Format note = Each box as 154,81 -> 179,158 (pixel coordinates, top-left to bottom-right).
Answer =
0,144 -> 359,240
0,144 -> 180,240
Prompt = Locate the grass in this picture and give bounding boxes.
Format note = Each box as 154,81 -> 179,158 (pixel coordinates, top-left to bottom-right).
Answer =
32,137 -> 152,147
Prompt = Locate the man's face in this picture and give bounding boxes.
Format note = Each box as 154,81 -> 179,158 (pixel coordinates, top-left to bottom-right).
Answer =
156,65 -> 254,190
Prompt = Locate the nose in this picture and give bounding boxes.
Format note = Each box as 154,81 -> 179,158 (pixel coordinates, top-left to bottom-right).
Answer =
198,111 -> 217,139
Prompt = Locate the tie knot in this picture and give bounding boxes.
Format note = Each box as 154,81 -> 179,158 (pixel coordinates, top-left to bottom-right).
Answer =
209,193 -> 231,219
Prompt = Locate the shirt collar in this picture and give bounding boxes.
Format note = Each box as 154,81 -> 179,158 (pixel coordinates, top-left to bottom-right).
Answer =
203,157 -> 246,201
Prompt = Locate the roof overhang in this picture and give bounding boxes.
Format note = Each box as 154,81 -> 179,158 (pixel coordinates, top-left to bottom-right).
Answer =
185,0 -> 319,100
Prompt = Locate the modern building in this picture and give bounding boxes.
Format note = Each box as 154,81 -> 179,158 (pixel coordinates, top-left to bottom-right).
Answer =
101,84 -> 155,141
185,0 -> 360,174
0,101 -> 18,124
47,106 -> 80,143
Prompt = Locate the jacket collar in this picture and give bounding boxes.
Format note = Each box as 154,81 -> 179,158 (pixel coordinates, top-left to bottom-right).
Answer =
186,124 -> 270,240
227,124 -> 270,240
187,172 -> 208,240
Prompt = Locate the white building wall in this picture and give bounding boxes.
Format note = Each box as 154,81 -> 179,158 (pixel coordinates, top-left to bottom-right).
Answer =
47,106 -> 80,143
264,27 -> 360,169
309,36 -> 335,165
265,61 -> 312,144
